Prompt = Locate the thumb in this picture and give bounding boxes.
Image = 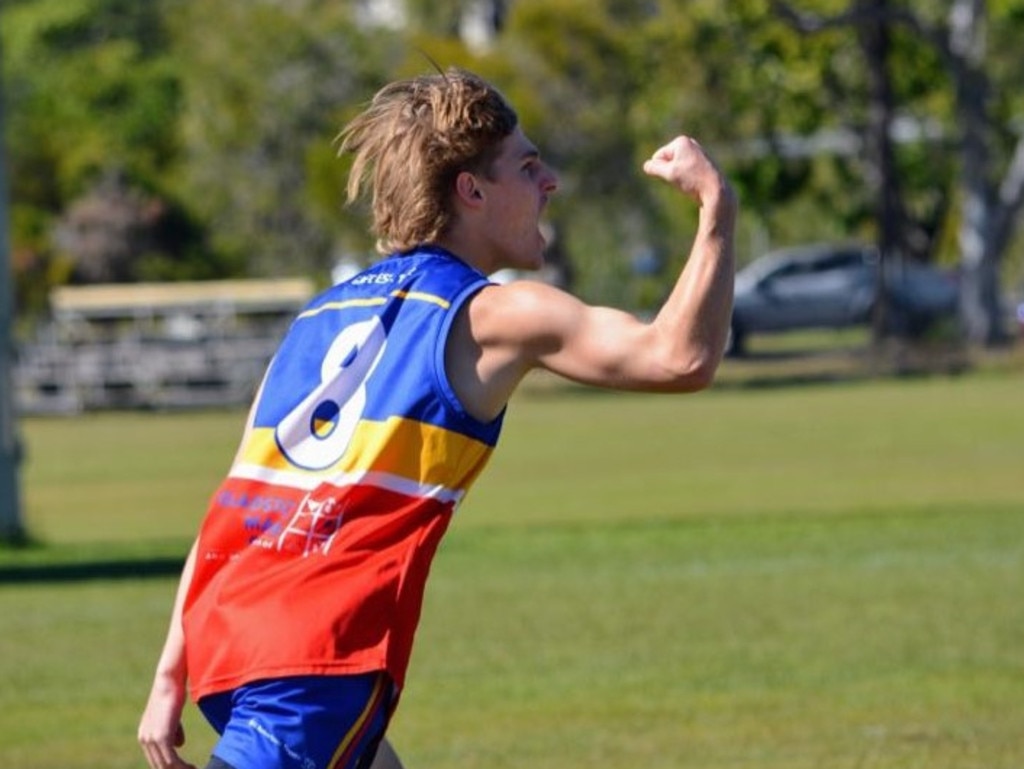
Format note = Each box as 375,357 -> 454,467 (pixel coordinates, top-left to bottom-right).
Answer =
642,139 -> 680,177
642,156 -> 667,177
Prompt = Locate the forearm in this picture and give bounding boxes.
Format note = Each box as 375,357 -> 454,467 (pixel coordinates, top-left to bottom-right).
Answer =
654,183 -> 737,386
152,538 -> 199,686
139,539 -> 201,769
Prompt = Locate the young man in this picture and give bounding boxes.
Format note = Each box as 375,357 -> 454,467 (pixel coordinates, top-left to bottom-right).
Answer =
138,67 -> 736,769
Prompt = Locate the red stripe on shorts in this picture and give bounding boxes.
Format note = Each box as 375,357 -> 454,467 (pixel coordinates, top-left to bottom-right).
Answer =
328,673 -> 390,769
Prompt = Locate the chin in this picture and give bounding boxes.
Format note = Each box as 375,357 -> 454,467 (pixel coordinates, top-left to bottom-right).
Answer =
529,234 -> 548,268
523,253 -> 545,272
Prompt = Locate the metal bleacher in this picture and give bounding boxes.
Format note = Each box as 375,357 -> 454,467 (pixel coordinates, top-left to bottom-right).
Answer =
14,278 -> 316,414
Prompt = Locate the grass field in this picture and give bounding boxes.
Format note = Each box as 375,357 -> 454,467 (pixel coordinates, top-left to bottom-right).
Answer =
2,368 -> 1022,768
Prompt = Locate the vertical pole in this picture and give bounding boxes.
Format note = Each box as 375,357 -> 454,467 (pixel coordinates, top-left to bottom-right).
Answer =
0,32 -> 26,544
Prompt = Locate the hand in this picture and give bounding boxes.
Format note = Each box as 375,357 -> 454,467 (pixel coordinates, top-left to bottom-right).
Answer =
642,135 -> 734,209
138,675 -> 198,769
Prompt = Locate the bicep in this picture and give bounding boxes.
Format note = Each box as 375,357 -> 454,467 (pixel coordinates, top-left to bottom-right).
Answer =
532,301 -> 672,389
482,283 -> 678,391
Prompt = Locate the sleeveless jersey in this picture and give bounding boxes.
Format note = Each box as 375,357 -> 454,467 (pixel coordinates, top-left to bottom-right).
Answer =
182,247 -> 503,701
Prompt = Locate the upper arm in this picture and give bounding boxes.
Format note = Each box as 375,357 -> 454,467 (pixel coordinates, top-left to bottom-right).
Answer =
494,282 -> 712,390
446,280 -> 715,421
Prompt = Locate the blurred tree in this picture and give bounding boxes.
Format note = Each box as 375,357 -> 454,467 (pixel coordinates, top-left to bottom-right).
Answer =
2,0 -> 199,307
4,0 -> 1020,332
487,0 -> 900,301
403,0 -> 508,44
771,0 -> 929,343
4,0 -> 179,189
940,0 -> 1024,345
496,0 -> 669,302
404,0 -> 466,37
166,0 -> 396,280
54,172 -> 165,283
0,30 -> 26,542
637,0 -> 955,260
771,0 -> 1024,346
51,170 -> 206,283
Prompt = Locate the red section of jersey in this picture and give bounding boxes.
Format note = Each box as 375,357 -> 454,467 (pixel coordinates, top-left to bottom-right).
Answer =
184,477 -> 454,700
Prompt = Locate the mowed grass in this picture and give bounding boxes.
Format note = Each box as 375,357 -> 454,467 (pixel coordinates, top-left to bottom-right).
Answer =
2,371 -> 1022,768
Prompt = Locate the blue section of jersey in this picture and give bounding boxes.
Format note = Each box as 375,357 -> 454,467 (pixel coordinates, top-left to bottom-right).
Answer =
253,247 -> 503,447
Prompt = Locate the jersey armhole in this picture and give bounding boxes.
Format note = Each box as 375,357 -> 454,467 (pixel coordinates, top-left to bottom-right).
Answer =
432,279 -> 506,434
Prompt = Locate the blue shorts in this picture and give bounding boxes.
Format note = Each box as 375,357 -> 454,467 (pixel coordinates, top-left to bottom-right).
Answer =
198,672 -> 395,769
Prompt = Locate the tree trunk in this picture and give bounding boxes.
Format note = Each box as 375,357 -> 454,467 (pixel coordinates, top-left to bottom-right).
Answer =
856,0 -> 903,344
0,46 -> 26,542
949,0 -> 1009,345
957,189 -> 1007,345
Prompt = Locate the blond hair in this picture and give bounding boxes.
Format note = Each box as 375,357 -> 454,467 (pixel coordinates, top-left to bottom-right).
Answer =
337,68 -> 519,254
337,66 -> 520,252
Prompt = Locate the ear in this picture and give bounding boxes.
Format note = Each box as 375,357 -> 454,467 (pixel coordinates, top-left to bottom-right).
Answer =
455,171 -> 485,207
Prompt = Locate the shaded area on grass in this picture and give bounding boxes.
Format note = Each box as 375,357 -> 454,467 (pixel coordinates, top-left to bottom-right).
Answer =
0,538 -> 190,584
0,555 -> 185,584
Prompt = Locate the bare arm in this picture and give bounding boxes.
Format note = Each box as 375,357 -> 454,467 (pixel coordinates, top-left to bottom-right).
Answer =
448,135 -> 737,420
138,543 -> 409,769
137,374 -> 265,767
138,539 -> 200,769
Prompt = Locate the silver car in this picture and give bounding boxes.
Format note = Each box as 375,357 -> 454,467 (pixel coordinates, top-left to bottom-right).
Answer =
728,242 -> 959,356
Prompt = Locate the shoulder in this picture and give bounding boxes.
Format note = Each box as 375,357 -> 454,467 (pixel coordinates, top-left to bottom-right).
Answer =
467,279 -> 585,346
444,279 -> 581,420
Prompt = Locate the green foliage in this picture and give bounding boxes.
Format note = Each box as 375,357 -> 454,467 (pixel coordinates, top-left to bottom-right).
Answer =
506,0 -> 645,188
164,0 -> 396,278
4,0 -> 179,195
2,0 -> 204,300
3,0 -> 1024,312
404,0 -> 467,37
500,0 -> 680,301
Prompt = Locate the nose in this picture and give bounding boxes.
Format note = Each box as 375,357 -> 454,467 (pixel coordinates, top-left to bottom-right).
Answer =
542,165 -> 559,194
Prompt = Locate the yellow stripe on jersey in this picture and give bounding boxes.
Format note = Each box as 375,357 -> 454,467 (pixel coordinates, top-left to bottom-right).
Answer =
389,289 -> 451,309
295,289 -> 451,321
233,417 -> 493,493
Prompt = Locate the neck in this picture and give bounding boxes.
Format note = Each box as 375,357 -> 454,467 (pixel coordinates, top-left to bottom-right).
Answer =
433,233 -> 496,275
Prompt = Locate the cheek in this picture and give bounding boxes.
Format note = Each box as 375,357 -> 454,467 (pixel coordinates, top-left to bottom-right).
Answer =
510,199 -> 539,231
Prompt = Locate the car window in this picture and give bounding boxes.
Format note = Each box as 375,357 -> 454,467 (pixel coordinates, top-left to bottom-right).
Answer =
765,260 -> 812,281
813,250 -> 865,272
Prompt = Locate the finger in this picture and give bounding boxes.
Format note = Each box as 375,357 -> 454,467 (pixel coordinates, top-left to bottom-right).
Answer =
643,154 -> 671,176
644,144 -> 675,169
142,736 -> 181,769
650,142 -> 675,161
160,748 -> 197,769
645,146 -> 667,160
141,741 -> 165,769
